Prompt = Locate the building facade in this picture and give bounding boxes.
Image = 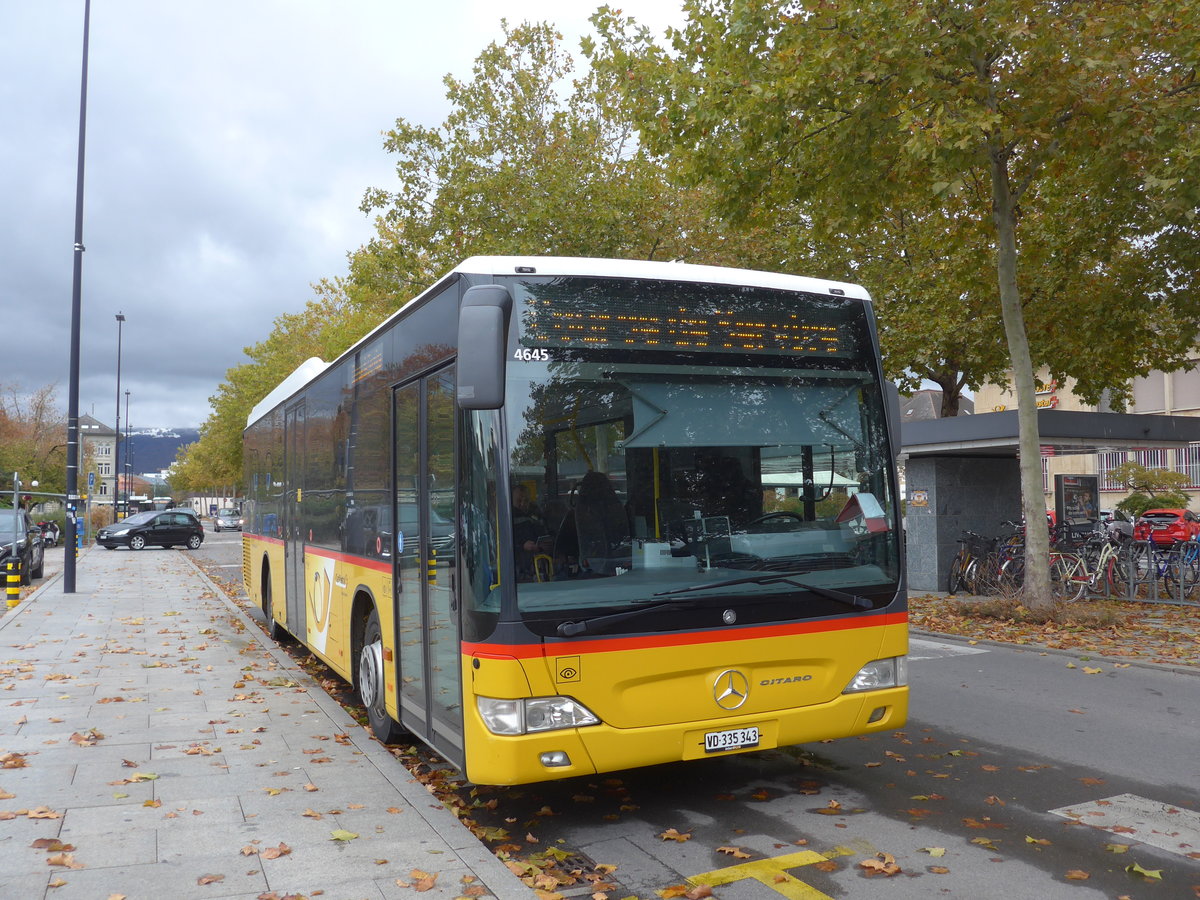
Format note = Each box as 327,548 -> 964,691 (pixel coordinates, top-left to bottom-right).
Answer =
973,361 -> 1200,512
77,414 -> 118,509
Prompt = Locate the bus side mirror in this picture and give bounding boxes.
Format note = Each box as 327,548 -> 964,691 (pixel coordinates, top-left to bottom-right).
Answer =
457,284 -> 513,410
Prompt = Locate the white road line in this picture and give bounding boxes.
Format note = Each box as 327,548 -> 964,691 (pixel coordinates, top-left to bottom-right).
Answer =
212,564 -> 242,568
908,637 -> 989,661
1050,793 -> 1200,859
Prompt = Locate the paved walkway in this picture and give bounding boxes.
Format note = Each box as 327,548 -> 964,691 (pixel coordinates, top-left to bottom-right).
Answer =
0,547 -> 530,900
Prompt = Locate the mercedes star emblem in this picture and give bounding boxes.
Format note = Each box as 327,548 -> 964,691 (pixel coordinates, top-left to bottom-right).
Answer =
713,669 -> 750,710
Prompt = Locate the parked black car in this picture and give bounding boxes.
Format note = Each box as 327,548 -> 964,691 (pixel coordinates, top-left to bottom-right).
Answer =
1,509 -> 45,584
96,509 -> 205,551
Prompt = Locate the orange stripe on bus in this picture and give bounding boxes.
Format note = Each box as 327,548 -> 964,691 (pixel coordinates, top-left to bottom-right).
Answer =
462,611 -> 907,659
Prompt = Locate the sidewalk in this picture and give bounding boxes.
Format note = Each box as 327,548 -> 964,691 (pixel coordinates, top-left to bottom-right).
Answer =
0,547 -> 530,900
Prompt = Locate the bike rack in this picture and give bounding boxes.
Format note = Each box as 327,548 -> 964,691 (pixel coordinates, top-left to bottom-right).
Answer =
1117,538 -> 1200,606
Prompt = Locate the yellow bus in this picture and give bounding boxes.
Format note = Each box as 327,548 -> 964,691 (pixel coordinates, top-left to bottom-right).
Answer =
242,257 -> 907,785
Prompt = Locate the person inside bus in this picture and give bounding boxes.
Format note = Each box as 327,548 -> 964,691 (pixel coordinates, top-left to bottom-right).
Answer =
566,470 -> 632,575
511,484 -> 552,581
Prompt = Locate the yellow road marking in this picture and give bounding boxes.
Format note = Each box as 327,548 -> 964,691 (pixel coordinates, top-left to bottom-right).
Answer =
688,849 -> 848,900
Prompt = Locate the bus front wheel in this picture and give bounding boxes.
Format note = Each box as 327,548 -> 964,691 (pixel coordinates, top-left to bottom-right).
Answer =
262,568 -> 285,642
359,609 -> 404,743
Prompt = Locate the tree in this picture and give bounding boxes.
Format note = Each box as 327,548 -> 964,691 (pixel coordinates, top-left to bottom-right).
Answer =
1109,461 -> 1192,518
173,276 -> 399,493
358,20 -> 778,287
0,383 -> 67,497
591,0 -> 1200,610
181,19 -> 788,490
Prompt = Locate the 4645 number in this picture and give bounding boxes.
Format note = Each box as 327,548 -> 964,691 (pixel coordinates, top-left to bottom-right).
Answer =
514,348 -> 550,361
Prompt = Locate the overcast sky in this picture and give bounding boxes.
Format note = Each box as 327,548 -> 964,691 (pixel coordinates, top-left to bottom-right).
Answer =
1,1 -> 681,432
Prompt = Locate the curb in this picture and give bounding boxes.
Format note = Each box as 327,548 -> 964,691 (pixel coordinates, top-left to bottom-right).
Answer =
912,627 -> 1200,678
179,554 -> 533,900
0,545 -> 88,632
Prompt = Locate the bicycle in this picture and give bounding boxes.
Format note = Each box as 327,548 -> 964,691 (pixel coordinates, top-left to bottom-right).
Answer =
1177,541 -> 1200,600
1046,525 -> 1094,602
947,531 -> 990,595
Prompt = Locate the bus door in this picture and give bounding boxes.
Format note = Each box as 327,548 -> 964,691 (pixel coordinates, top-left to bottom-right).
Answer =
393,365 -> 463,764
284,401 -> 307,638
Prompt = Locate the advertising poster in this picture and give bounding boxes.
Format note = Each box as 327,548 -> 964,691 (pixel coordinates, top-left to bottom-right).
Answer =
1055,474 -> 1100,528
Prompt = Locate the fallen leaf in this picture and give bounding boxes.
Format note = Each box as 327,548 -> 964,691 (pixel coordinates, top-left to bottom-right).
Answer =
196,874 -> 224,885
261,843 -> 292,859
330,829 -> 359,842
929,866 -> 950,874
919,847 -> 946,857
717,846 -> 751,859
658,828 -> 691,842
860,853 -> 901,876
399,870 -> 435,893
1125,862 -> 1161,880
685,886 -> 712,900
1065,870 -> 1090,880
46,853 -> 84,869
32,839 -> 76,851
1025,836 -> 1051,846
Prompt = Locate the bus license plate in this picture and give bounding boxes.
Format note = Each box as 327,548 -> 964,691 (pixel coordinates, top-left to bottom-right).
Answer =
704,726 -> 759,753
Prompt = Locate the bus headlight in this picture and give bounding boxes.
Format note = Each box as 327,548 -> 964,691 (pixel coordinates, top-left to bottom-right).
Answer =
842,656 -> 908,693
477,696 -> 599,735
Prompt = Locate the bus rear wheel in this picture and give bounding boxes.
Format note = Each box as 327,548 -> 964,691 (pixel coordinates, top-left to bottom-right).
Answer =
359,609 -> 404,743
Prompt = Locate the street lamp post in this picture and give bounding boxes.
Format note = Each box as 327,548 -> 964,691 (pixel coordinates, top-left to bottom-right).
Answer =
124,389 -> 131,513
63,0 -> 92,593
114,312 -> 124,521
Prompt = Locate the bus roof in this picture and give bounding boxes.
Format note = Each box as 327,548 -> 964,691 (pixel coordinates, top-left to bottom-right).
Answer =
454,256 -> 870,300
246,356 -> 329,429
246,257 -> 872,429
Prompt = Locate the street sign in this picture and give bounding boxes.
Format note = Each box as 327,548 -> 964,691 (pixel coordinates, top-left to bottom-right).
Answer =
87,471 -> 95,489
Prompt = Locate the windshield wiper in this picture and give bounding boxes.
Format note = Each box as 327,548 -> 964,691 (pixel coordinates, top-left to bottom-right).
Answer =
652,570 -> 873,610
557,572 -> 874,637
556,602 -> 687,638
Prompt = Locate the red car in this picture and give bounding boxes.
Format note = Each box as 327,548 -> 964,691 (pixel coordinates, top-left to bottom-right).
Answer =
1133,508 -> 1200,546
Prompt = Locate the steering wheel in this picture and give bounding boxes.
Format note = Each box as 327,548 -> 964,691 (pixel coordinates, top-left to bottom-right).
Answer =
747,512 -> 804,526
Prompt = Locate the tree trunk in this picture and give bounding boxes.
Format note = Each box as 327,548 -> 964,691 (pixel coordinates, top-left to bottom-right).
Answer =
932,377 -> 961,418
989,153 -> 1053,612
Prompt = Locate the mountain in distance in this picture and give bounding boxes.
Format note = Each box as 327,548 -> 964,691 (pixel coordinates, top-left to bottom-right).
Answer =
122,427 -> 200,475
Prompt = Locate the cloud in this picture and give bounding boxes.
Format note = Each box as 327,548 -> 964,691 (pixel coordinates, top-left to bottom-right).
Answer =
0,1 -> 681,431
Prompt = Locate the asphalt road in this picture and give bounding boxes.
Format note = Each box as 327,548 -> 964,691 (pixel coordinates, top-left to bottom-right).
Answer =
191,532 -> 1200,899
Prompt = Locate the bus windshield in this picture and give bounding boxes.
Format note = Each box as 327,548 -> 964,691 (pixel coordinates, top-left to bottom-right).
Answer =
500,276 -> 899,636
